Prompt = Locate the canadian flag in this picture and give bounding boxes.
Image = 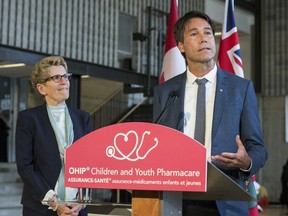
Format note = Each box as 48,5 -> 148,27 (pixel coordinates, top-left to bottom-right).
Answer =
159,0 -> 186,83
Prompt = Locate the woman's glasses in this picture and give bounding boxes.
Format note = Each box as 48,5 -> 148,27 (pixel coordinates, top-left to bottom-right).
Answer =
45,73 -> 72,83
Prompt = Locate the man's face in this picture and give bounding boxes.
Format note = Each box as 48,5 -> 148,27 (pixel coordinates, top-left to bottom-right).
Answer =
177,18 -> 216,65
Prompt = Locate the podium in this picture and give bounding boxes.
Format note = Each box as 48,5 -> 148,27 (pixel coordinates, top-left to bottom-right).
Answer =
65,122 -> 255,216
132,161 -> 255,216
183,162 -> 255,201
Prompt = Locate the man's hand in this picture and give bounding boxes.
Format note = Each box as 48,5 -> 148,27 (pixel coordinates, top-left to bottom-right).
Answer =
211,135 -> 251,170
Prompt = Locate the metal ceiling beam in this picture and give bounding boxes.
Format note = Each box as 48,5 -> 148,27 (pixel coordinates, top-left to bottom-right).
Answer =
0,45 -> 159,90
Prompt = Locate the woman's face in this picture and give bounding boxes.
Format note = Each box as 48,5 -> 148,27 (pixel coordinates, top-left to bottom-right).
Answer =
37,65 -> 70,106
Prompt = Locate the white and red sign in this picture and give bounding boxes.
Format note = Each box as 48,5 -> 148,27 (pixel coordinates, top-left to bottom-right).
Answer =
65,122 -> 207,192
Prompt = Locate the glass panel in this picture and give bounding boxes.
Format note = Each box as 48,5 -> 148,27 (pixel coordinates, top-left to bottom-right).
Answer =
0,76 -> 11,162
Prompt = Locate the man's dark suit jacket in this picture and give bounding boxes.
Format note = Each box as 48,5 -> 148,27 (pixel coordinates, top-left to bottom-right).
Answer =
153,68 -> 268,216
16,103 -> 92,215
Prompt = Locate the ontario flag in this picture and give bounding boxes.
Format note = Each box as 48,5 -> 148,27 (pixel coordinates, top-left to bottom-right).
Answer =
159,0 -> 186,83
217,0 -> 258,215
217,0 -> 244,78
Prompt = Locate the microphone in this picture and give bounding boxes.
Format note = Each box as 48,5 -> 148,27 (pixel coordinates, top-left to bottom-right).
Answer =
154,90 -> 179,124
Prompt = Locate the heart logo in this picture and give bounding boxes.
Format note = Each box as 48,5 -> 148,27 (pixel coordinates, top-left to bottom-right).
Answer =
113,131 -> 138,159
106,130 -> 158,161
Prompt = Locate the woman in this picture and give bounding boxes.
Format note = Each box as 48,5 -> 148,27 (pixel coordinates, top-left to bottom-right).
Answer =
16,56 -> 92,216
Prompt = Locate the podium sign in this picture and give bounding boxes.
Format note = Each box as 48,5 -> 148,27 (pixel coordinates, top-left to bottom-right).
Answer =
65,122 -> 207,192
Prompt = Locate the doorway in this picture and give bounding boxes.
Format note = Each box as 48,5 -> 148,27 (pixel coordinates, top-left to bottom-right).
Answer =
0,75 -> 39,162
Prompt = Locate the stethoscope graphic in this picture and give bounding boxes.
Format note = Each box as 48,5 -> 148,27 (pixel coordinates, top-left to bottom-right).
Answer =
106,130 -> 158,161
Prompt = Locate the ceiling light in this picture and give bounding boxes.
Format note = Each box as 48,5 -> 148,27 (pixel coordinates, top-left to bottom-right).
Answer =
81,75 -> 90,79
0,63 -> 26,68
215,32 -> 222,36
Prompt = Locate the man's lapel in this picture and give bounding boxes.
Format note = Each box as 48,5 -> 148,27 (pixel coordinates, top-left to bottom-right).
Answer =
212,69 -> 228,139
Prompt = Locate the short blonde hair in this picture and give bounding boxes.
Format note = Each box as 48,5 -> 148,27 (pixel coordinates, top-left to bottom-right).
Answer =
31,56 -> 68,90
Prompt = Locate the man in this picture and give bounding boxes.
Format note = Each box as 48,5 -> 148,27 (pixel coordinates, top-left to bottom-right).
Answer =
153,11 -> 268,216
